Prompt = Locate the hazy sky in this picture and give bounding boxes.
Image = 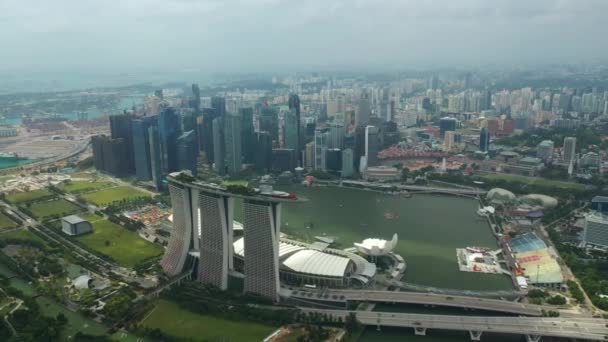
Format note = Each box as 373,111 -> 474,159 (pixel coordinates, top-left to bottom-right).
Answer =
1,0 -> 607,72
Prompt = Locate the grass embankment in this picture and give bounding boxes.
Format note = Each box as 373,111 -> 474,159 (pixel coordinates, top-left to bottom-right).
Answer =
5,189 -> 54,204
75,214 -> 162,268
0,212 -> 19,231
60,180 -> 115,194
28,199 -> 82,220
140,299 -> 276,342
480,173 -> 584,190
80,186 -> 150,207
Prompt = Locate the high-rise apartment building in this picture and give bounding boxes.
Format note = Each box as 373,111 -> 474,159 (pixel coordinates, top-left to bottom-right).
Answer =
563,137 -> 577,165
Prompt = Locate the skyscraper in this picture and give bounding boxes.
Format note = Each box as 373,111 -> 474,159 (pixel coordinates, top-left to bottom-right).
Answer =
211,96 -> 226,117
260,106 -> 279,142
283,109 -> 299,151
202,108 -> 218,164
365,125 -> 379,168
479,127 -> 490,152
243,199 -> 282,302
91,135 -> 130,177
212,117 -> 225,174
132,117 -> 156,181
109,113 -> 135,174
356,92 -> 371,127
196,190 -> 234,290
563,137 -> 577,165
439,117 -> 457,138
314,129 -> 328,170
240,107 -> 256,164
288,94 -> 302,164
176,130 -> 198,176
190,83 -> 201,111
328,122 -> 345,149
304,142 -> 315,169
148,125 -> 163,190
255,132 -> 273,173
158,107 -> 180,175
159,180 -> 194,276
224,113 -> 242,175
272,148 -> 296,172
326,148 -> 342,173
341,148 -> 354,177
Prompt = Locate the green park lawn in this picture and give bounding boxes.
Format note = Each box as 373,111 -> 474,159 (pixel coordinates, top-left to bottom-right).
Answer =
0,229 -> 48,249
5,189 -> 54,204
481,173 -> 585,190
0,212 -> 19,231
80,186 -> 150,207
28,199 -> 82,220
140,299 -> 276,342
76,214 -> 163,268
60,180 -> 115,194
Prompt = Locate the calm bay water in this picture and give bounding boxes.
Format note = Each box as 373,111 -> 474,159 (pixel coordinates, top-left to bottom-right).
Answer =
265,185 -> 512,291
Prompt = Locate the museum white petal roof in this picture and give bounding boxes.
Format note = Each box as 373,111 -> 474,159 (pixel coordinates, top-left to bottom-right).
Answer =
354,233 -> 398,256
282,249 -> 352,277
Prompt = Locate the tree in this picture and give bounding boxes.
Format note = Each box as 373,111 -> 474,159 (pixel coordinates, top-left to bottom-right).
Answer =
56,313 -> 68,325
546,295 -> 567,305
344,312 -> 359,334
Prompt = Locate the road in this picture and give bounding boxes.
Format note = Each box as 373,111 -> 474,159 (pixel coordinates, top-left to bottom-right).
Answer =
300,308 -> 608,341
292,289 -> 549,316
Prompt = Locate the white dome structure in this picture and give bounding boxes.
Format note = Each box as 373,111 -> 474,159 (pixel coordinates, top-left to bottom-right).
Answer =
520,194 -> 558,208
486,188 -> 516,203
354,234 -> 398,256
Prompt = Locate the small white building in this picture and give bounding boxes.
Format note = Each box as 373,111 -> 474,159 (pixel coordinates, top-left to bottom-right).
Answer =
61,215 -> 93,236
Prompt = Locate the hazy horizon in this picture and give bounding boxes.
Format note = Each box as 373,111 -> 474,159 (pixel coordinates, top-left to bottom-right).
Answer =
1,0 -> 608,73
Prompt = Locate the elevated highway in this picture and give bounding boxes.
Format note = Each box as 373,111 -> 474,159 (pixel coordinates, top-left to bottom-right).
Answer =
291,289 -> 544,316
300,308 -> 608,341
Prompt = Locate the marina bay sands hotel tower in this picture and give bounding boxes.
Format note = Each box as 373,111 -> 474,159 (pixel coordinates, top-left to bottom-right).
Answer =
160,171 -> 302,301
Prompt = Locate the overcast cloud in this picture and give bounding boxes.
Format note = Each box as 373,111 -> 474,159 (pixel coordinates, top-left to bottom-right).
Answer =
1,0 -> 607,72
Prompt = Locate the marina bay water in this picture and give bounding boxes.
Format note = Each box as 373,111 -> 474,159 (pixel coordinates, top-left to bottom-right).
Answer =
273,185 -> 512,291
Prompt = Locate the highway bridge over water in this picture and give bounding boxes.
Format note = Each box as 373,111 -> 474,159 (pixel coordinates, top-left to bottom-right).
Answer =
300,308 -> 608,341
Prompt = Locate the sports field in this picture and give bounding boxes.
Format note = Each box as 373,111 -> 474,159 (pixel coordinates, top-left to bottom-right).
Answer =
0,212 -> 19,231
140,299 -> 275,342
481,173 -> 584,190
60,180 -> 115,194
5,189 -> 54,204
76,214 -> 163,268
80,186 -> 150,207
29,199 -> 82,220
